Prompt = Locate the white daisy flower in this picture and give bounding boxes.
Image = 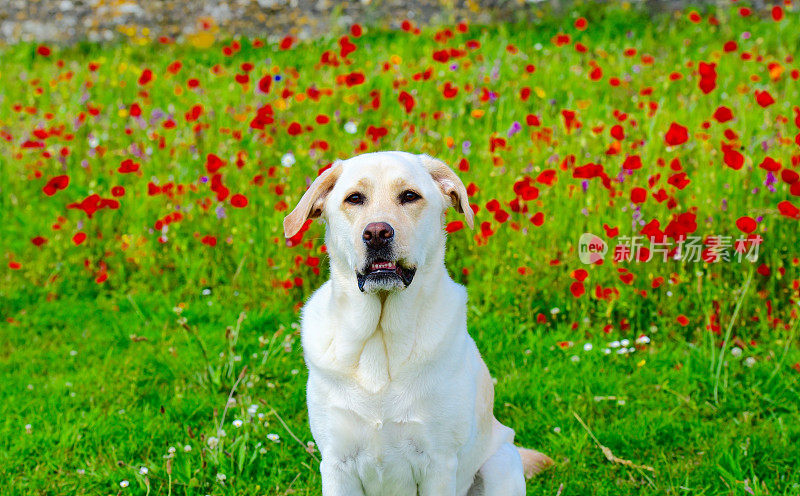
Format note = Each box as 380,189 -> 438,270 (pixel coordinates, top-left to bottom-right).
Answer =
267,433 -> 281,443
281,152 -> 296,167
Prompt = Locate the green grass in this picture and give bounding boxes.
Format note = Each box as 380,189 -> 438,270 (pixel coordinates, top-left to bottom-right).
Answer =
1,1 -> 800,494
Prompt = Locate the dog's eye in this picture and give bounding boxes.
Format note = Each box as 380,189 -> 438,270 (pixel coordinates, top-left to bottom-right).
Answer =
399,190 -> 421,204
345,193 -> 364,205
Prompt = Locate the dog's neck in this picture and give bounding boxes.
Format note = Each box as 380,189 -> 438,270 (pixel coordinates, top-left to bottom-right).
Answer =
327,252 -> 450,330
319,246 -> 464,389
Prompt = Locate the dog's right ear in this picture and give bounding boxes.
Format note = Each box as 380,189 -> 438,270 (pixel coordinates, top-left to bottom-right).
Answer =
283,161 -> 343,238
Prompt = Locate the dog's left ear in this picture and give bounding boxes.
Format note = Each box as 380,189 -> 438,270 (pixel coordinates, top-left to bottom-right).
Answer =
420,155 -> 474,229
283,161 -> 343,238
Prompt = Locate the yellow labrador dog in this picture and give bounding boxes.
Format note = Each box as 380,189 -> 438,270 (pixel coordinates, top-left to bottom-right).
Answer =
284,151 -> 551,495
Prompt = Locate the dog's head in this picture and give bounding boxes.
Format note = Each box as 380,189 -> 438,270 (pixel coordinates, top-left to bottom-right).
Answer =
284,152 -> 473,293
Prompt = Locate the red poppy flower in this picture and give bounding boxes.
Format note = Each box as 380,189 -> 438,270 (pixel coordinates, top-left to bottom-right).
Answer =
736,216 -> 757,233
697,62 -> 717,94
631,187 -> 647,204
287,122 -> 303,136
668,172 -> 690,190
778,200 -> 800,219
206,153 -> 226,174
570,281 -> 585,298
257,75 -> 272,94
442,82 -> 458,99
344,72 -> 365,87
138,68 -> 153,86
561,110 -> 579,133
664,122 -> 689,146
712,106 -> 733,123
721,143 -> 744,170
118,159 -> 140,174
339,36 -> 357,57
622,155 -> 642,170
231,194 -> 248,208
571,269 -> 588,282
782,170 -> 799,184
43,175 -> 70,196
398,91 -> 415,113
446,221 -> 464,233
759,157 -> 781,171
755,90 -> 775,108
279,36 -> 295,50
525,114 -> 540,126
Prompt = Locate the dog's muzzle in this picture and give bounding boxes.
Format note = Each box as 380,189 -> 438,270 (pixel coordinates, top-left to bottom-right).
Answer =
356,222 -> 417,293
356,260 -> 416,292
356,222 -> 416,292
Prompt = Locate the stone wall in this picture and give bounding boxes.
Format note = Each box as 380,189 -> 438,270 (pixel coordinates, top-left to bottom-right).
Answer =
0,0 -> 781,44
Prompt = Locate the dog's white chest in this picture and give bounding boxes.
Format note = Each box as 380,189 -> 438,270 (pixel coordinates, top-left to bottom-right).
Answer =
321,378 -> 433,495
352,332 -> 392,393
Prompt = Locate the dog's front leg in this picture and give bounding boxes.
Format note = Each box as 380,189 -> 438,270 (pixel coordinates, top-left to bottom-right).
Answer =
320,457 -> 365,496
418,455 -> 458,496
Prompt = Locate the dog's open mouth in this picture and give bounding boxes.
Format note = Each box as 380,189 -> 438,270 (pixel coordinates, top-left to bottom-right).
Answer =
356,260 -> 416,292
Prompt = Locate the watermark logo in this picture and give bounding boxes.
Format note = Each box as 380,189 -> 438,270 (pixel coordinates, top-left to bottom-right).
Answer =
578,233 -> 762,264
579,232 -> 608,264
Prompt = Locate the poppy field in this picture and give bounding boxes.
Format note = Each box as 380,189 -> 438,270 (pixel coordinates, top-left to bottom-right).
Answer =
2,2 -> 800,495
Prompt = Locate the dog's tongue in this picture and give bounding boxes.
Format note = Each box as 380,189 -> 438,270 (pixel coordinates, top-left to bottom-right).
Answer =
370,261 -> 396,271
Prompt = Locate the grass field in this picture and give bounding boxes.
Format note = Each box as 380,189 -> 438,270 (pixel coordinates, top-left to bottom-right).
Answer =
2,2 -> 800,494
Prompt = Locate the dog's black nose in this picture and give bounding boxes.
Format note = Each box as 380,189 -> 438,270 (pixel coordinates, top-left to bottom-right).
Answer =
363,222 -> 394,248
